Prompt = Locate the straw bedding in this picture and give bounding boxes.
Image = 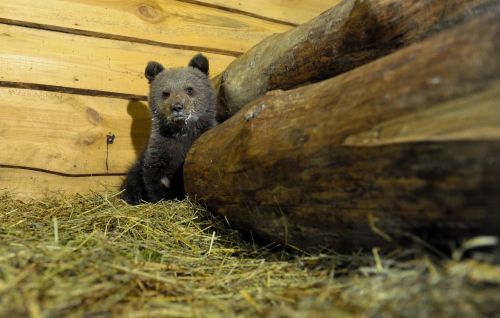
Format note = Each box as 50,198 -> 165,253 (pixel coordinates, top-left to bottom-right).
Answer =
0,192 -> 498,317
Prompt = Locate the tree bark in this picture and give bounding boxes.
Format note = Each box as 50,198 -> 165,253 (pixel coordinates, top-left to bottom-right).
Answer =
185,10 -> 500,252
213,0 -> 500,122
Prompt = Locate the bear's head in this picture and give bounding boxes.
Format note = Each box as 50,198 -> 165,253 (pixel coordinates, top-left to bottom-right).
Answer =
145,54 -> 216,134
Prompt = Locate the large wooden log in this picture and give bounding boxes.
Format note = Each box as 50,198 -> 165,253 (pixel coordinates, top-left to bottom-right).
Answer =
184,10 -> 500,252
213,0 -> 500,122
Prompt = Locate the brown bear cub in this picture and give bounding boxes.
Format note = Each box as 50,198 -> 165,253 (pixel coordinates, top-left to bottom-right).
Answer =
121,54 -> 217,204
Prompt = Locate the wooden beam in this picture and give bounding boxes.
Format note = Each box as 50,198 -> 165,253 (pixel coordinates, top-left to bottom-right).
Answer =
213,0 -> 500,121
0,167 -> 122,202
0,88 -> 150,175
184,10 -> 500,252
0,0 -> 290,55
179,0 -> 341,25
0,24 -> 234,97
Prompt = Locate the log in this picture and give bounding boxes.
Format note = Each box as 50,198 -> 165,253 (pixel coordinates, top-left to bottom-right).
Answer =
184,10 -> 500,252
213,0 -> 500,122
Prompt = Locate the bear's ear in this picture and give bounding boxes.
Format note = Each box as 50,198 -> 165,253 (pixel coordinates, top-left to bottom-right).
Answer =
145,61 -> 165,83
188,53 -> 209,76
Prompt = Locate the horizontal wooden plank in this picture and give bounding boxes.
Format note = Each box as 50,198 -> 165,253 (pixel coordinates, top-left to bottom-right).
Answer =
0,24 -> 234,96
0,88 -> 150,175
182,0 -> 340,25
0,167 -> 123,202
0,0 -> 290,54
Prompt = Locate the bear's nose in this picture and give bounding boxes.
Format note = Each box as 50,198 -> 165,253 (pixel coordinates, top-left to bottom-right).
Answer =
171,103 -> 183,113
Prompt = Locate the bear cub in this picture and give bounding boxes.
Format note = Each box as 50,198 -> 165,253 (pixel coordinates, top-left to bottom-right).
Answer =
122,54 -> 217,204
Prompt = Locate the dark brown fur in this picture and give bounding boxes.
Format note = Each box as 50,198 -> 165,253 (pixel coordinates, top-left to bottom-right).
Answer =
121,54 -> 217,204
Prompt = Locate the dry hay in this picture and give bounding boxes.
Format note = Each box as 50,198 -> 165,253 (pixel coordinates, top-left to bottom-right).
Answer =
0,192 -> 499,317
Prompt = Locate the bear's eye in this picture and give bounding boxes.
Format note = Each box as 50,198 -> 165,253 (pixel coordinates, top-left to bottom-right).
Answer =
185,87 -> 193,96
163,92 -> 170,99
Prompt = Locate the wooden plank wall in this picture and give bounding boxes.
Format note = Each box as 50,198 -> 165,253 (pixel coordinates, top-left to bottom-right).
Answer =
0,0 -> 334,200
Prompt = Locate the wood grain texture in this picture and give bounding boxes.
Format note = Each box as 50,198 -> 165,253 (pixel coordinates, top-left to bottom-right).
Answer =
0,88 -> 151,175
0,0 -> 290,54
0,167 -> 123,202
0,24 -> 234,96
179,0 -> 340,25
213,0 -> 500,121
184,10 -> 500,252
